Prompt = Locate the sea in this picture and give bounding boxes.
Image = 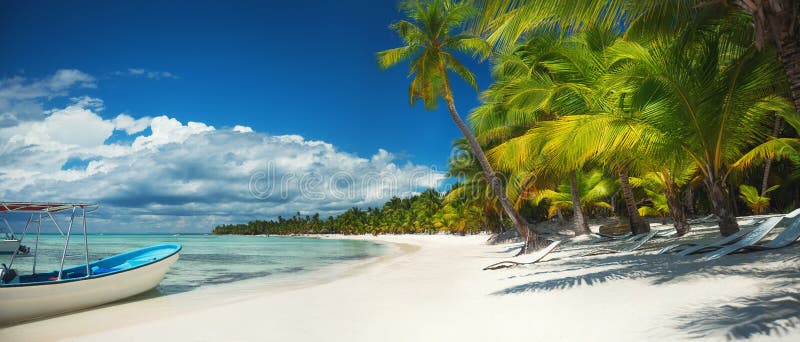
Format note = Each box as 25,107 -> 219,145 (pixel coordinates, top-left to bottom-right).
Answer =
4,234 -> 385,295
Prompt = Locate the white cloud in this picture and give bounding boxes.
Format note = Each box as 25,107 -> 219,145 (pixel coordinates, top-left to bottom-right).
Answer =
131,116 -> 214,150
0,101 -> 444,233
113,114 -> 152,134
0,69 -> 96,127
8,97 -> 113,149
233,125 -> 253,133
116,68 -> 178,80
0,71 -> 445,233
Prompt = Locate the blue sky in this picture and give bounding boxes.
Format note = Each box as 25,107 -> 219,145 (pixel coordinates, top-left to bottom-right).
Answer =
1,0 -> 490,166
0,0 -> 492,232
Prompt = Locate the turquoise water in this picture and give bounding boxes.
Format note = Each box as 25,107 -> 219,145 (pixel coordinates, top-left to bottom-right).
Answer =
4,234 -> 384,295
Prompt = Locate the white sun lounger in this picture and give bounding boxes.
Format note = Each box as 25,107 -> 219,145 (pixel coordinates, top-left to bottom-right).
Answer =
656,225 -> 757,256
699,216 -> 784,261
701,215 -> 800,260
688,214 -> 719,224
776,208 -> 800,227
582,230 -> 658,257
483,240 -> 562,270
593,231 -> 634,240
655,229 -> 679,238
656,209 -> 800,256
747,217 -> 800,250
675,217 -> 784,256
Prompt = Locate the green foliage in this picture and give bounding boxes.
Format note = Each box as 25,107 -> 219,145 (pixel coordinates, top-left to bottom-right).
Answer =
221,1 -> 800,237
377,0 -> 491,110
631,174 -> 671,222
738,184 -> 778,215
529,169 -> 616,219
213,188 -> 497,236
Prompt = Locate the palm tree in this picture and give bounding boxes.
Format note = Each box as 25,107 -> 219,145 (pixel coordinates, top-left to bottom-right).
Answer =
377,0 -> 547,250
493,14 -> 790,236
604,16 -> 791,235
630,169 -> 696,234
738,184 -> 778,214
529,169 -> 616,222
637,189 -> 671,224
474,28 -> 650,235
446,138 -> 509,231
474,0 -> 800,116
733,108 -> 800,205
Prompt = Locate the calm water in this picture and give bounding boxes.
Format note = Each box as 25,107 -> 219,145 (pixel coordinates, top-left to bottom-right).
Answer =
5,234 -> 384,295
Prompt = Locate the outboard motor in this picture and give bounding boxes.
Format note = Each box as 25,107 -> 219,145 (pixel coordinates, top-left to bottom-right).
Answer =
1,263 -> 17,284
17,244 -> 30,254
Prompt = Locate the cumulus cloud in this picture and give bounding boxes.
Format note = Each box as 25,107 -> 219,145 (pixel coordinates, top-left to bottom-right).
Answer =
115,68 -> 178,79
0,69 -> 96,127
112,114 -> 152,134
233,125 -> 253,133
8,98 -> 114,149
0,100 -> 444,233
131,116 -> 214,150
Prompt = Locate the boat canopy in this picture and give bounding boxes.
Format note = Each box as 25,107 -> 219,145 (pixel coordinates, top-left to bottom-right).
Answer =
1,202 -> 97,213
1,201 -> 99,281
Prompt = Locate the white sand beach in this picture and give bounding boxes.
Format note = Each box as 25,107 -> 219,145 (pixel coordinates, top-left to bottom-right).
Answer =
1,220 -> 799,341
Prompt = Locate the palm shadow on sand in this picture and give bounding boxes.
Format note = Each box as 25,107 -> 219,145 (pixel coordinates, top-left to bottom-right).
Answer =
490,246 -> 800,340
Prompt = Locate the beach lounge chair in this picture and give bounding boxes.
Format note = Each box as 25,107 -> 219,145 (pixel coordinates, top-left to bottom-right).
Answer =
582,230 -> 658,257
688,214 -> 719,224
655,229 -> 678,238
657,209 -> 799,256
698,216 -> 786,261
701,215 -> 800,261
776,208 -> 800,227
483,240 -> 561,270
593,231 -> 633,239
655,225 -> 758,256
745,217 -> 800,250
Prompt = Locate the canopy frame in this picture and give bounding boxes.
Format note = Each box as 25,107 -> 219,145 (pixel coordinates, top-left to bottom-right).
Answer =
2,202 -> 99,281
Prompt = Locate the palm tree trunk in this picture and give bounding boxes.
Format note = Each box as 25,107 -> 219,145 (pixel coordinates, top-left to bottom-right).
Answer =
568,170 -> 591,235
775,33 -> 800,116
443,98 -> 547,251
666,188 -> 690,236
704,176 -> 740,236
684,186 -> 695,216
556,208 -> 565,225
618,170 -> 650,234
761,115 -> 783,196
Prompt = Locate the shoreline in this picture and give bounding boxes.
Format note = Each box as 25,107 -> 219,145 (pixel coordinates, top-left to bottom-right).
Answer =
0,237 -> 414,340
1,226 -> 799,341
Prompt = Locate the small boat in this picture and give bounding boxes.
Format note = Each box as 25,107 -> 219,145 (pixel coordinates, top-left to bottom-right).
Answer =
0,239 -> 21,254
1,216 -> 29,255
0,202 -> 181,325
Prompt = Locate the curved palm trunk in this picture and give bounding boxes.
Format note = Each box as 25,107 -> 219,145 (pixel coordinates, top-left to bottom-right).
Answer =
568,170 -> 591,235
775,31 -> 800,116
703,176 -> 740,236
618,170 -> 650,234
735,0 -> 800,115
443,98 -> 547,251
666,188 -> 690,236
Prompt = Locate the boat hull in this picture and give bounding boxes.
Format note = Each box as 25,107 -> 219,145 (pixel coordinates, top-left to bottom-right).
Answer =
0,250 -> 179,325
0,239 -> 20,254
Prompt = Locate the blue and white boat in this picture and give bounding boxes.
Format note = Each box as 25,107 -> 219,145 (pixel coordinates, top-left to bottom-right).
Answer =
0,202 -> 181,325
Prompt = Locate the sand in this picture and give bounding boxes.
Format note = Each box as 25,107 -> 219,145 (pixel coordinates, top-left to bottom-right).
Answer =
1,221 -> 799,341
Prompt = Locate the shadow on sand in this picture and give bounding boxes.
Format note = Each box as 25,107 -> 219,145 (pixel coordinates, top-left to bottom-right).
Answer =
491,245 -> 800,340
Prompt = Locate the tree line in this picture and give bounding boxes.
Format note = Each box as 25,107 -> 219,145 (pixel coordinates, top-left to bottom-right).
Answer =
217,1 -> 800,244
212,188 -> 508,235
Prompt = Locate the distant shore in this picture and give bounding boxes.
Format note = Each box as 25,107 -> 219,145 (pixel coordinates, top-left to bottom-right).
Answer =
2,217 -> 798,341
